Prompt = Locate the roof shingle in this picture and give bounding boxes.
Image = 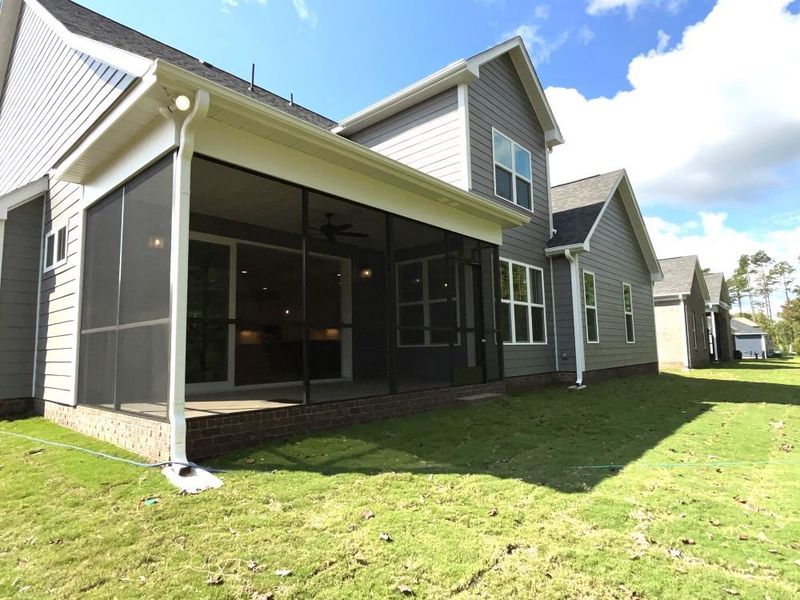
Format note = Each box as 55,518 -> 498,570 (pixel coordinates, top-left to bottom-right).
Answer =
653,256 -> 700,297
38,0 -> 337,129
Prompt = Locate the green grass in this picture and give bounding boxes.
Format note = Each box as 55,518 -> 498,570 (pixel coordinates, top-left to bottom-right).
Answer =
2,360 -> 800,599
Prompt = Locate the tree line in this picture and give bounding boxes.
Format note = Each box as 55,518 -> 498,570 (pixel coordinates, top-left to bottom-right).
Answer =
727,251 -> 798,353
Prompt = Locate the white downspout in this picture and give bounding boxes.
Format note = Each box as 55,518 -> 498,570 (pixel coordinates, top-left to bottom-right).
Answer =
0,218 -> 5,288
564,248 -> 585,388
168,89 -> 210,466
710,307 -> 718,361
679,294 -> 690,369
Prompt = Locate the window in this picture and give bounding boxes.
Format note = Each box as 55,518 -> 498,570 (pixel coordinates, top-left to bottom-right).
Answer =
492,129 -> 532,210
500,259 -> 546,344
43,225 -> 67,271
583,271 -> 599,343
396,256 -> 458,346
622,283 -> 635,343
691,311 -> 698,349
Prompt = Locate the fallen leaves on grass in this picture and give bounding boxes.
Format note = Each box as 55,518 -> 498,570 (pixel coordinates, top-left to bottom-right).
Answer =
274,569 -> 292,577
379,533 -> 393,542
681,538 -> 696,545
247,561 -> 263,572
396,584 -> 415,596
780,443 -> 794,452
723,588 -> 739,596
206,574 -> 224,586
709,519 -> 722,527
362,510 -> 375,520
487,508 -> 498,517
738,533 -> 749,541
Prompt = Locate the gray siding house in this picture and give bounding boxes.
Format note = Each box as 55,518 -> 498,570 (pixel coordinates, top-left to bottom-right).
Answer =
653,256 -> 712,369
704,272 -> 734,362
731,317 -> 769,358
0,0 -> 662,460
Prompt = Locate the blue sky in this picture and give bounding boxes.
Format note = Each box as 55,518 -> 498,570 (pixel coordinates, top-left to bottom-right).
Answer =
76,0 -> 800,280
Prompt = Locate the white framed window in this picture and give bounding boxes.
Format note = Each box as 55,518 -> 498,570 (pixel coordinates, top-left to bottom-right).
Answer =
396,256 -> 459,347
499,259 -> 546,345
43,225 -> 68,272
492,128 -> 533,211
691,311 -> 698,349
583,270 -> 599,343
622,282 -> 635,343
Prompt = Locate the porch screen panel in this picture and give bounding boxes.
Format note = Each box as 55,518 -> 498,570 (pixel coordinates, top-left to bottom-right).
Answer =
77,155 -> 174,416
116,158 -> 173,412
77,190 -> 122,408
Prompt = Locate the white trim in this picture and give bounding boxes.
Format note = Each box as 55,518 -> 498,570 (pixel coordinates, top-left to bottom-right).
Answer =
491,127 -> 533,212
25,0 -> 153,77
549,256 -> 559,371
499,258 -> 547,345
334,37 -> 563,147
582,270 -> 599,344
564,249 -> 585,386
457,83 -> 472,192
0,177 -> 49,219
622,282 -> 635,344
42,224 -> 68,272
0,220 -> 5,290
167,89 -> 209,465
710,309 -> 719,361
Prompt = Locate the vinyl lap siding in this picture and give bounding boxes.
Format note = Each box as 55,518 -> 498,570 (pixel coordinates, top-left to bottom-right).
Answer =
347,89 -> 464,188
35,180 -> 81,403
0,3 -> 134,196
469,54 -> 555,376
0,197 -> 43,399
579,193 -> 658,371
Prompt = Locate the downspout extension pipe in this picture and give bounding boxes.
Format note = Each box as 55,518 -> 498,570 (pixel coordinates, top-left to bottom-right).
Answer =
564,248 -> 586,389
168,89 -> 210,467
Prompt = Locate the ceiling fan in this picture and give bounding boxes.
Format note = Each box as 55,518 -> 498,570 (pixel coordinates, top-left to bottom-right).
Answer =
312,213 -> 370,244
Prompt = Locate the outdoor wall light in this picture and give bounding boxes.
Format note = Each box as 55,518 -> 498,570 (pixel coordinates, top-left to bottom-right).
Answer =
240,270 -> 248,275
175,95 -> 192,111
359,267 -> 373,279
148,236 -> 165,250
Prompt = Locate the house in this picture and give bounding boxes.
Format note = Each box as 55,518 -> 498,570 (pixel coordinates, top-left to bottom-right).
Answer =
731,317 -> 769,358
704,272 -> 734,362
0,0 -> 661,461
653,256 -> 711,369
545,170 -> 662,386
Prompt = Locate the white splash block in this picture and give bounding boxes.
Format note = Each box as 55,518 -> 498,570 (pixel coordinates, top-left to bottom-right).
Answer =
162,465 -> 223,494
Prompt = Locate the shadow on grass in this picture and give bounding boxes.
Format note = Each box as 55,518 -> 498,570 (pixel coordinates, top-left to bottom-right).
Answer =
211,367 -> 800,493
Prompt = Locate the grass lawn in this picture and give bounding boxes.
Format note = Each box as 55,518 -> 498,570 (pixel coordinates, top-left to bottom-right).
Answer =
2,360 -> 800,599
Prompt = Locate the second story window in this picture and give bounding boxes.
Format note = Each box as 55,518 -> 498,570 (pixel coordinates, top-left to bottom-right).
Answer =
492,129 -> 532,210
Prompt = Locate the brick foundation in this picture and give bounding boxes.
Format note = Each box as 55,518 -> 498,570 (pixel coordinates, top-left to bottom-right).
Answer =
0,397 -> 34,419
186,381 -> 506,460
34,401 -> 170,461
28,361 -> 660,460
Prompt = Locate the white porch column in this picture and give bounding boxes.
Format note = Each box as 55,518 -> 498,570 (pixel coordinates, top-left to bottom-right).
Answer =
168,90 -> 210,464
710,308 -> 719,361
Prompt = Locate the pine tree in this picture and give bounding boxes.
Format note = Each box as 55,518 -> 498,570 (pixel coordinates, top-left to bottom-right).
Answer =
750,250 -> 776,321
771,261 -> 795,303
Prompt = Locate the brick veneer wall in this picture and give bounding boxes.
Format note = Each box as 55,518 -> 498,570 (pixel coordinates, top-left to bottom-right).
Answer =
0,397 -> 34,419
34,401 -> 170,461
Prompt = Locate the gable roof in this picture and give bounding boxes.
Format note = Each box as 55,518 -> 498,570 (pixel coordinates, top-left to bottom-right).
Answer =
35,0 -> 336,129
333,37 -> 563,147
545,169 -> 662,281
654,256 -> 710,301
730,317 -> 766,336
703,272 -> 729,306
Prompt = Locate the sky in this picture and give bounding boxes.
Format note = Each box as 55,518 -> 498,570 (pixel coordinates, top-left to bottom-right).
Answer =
76,0 -> 800,297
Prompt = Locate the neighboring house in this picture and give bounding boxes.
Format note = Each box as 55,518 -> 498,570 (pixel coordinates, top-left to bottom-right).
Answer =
653,256 -> 712,369
0,0 -> 661,461
545,170 -> 662,386
704,272 -> 734,362
731,317 -> 770,358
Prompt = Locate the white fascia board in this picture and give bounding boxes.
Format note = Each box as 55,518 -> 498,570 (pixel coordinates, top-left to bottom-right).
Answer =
544,243 -> 586,256
0,176 -> 48,218
334,60 -> 478,135
26,0 -> 152,77
154,60 -> 529,231
54,69 -> 164,182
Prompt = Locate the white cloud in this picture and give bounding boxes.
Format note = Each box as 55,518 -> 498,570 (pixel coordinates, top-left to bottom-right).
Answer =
504,24 -> 570,64
221,0 -> 267,14
587,0 -> 687,17
292,0 -> 318,27
646,211 -> 800,311
534,4 -> 551,19
655,28 -> 670,52
576,25 -> 595,44
546,0 -> 800,208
